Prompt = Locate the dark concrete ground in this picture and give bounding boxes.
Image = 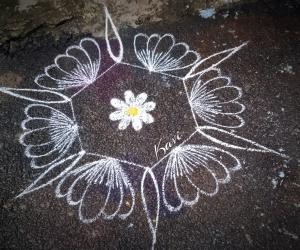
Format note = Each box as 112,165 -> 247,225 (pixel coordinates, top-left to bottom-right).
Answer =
0,0 -> 299,249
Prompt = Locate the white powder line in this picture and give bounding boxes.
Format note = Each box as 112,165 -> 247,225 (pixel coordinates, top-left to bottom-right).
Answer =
120,62 -> 184,80
71,63 -> 117,99
0,6 -> 290,250
86,152 -> 148,169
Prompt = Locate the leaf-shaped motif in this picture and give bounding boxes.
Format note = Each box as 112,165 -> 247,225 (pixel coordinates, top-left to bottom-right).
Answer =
184,42 -> 248,79
141,168 -> 160,248
105,6 -> 124,63
0,87 -> 70,103
197,126 -> 289,158
16,151 -> 85,198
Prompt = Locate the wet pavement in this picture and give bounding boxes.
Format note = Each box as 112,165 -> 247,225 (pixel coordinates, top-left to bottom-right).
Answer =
0,1 -> 299,249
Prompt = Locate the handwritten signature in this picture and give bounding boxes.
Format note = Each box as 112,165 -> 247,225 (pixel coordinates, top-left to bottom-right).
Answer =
154,132 -> 182,160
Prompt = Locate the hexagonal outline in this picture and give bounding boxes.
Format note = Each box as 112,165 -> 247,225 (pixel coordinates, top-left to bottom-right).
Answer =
68,61 -> 200,171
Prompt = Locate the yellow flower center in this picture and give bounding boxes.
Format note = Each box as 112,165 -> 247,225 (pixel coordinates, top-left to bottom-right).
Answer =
126,106 -> 139,117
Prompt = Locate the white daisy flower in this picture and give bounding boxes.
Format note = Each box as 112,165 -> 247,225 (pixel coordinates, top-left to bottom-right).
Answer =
109,90 -> 156,131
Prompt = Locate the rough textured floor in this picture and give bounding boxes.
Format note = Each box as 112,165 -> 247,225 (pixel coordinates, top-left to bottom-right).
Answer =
0,1 -> 299,249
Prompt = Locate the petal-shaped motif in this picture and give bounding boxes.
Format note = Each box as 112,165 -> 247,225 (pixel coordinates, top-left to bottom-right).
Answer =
110,98 -> 127,109
135,92 -> 147,105
189,76 -> 245,128
140,112 -> 154,124
55,158 -> 135,223
109,110 -> 125,121
132,117 -> 143,131
134,33 -> 200,73
35,38 -> 101,90
118,118 -> 131,130
142,101 -> 156,112
19,104 -> 79,169
124,90 -> 135,104
162,144 -> 241,212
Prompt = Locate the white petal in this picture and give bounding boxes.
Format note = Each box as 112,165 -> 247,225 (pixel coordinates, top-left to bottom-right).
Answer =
118,118 -> 130,130
109,111 -> 125,121
134,33 -> 149,53
135,92 -> 147,105
142,101 -> 156,111
110,98 -> 127,109
132,118 -> 143,131
140,112 -> 154,124
124,90 -> 135,104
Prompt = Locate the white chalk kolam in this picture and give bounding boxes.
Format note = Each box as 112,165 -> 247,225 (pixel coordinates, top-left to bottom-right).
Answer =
0,6 -> 289,250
